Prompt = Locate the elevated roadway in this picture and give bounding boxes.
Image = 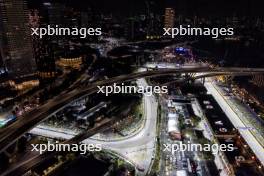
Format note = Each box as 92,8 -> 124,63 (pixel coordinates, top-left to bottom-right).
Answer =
0,66 -> 264,153
0,117 -> 116,176
29,78 -> 158,176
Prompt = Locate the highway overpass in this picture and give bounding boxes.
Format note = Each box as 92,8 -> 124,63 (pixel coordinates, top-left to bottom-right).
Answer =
0,117 -> 117,176
0,66 -> 264,153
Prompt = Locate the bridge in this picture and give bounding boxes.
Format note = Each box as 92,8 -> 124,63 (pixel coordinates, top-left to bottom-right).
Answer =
161,72 -> 258,86
1,98 -> 137,176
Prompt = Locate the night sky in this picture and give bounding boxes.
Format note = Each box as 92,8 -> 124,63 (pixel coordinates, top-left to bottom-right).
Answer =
167,0 -> 264,17
28,0 -> 264,17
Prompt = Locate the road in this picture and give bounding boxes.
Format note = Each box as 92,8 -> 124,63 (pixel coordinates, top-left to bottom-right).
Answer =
204,78 -> 264,167
29,78 -> 158,175
0,66 -> 264,153
1,117 -> 118,176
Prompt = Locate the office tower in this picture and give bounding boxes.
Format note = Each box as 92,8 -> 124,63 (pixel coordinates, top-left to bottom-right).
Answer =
145,1 -> 162,39
29,10 -> 56,79
0,0 -> 36,78
34,37 -> 56,79
81,8 -> 93,27
0,46 -> 3,67
0,48 -> 7,77
43,2 -> 65,26
164,7 -> 175,29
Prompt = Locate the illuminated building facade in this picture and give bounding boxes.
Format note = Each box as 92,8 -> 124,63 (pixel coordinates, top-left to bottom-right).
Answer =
0,0 -> 36,78
164,8 -> 175,29
8,79 -> 39,90
252,74 -> 264,87
56,57 -> 82,70
29,10 -> 56,79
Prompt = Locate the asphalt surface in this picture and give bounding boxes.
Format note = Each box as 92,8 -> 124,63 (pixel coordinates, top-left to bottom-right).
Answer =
1,117 -> 116,176
204,78 -> 264,167
0,67 -> 264,153
29,78 -> 158,176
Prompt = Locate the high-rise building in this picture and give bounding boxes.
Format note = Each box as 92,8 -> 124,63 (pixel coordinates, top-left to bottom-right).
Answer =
164,8 -> 175,29
44,2 -> 65,26
125,17 -> 146,41
0,45 -> 3,67
29,10 -> 56,79
0,48 -> 8,77
81,8 -> 93,27
0,0 -> 36,78
145,1 -> 162,39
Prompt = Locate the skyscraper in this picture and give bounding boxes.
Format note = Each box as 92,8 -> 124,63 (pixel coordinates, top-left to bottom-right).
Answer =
0,0 -> 36,78
29,9 -> 56,79
164,7 -> 175,29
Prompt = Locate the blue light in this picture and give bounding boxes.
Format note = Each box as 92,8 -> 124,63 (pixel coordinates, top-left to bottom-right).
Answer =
175,47 -> 187,53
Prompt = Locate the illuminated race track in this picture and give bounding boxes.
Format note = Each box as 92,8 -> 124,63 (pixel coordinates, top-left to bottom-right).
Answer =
1,117 -> 117,176
29,78 -> 158,176
0,66 -> 264,154
204,78 -> 264,167
2,79 -> 155,176
1,100 -> 136,176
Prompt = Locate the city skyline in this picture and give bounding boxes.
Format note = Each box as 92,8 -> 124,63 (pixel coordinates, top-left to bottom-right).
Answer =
0,1 -> 264,176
